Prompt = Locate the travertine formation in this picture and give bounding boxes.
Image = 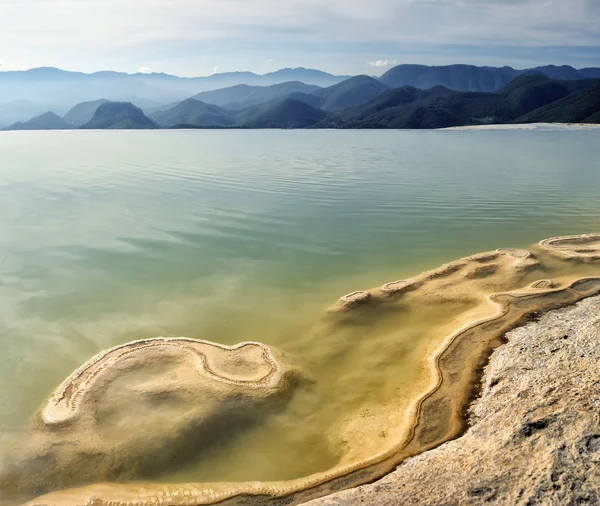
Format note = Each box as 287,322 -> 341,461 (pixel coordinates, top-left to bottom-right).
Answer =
0,339 -> 300,501
9,234 -> 600,506
540,233 -> 600,260
306,295 -> 600,505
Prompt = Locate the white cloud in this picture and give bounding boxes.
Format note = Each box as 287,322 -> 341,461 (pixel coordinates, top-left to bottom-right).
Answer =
138,66 -> 151,73
0,0 -> 598,73
268,58 -> 274,62
211,65 -> 219,75
368,59 -> 397,67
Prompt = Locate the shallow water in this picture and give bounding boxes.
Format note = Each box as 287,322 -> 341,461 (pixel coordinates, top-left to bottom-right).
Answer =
0,129 -> 599,499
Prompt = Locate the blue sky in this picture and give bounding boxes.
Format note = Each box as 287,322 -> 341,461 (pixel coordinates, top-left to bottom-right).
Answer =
1,0 -> 599,76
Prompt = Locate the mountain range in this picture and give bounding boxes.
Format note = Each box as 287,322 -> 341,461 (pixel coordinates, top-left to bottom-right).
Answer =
2,64 -> 600,130
0,67 -> 348,128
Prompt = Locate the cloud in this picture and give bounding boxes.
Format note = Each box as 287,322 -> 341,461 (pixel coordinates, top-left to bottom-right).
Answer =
138,66 -> 151,73
268,58 -> 274,62
0,0 -> 598,73
368,59 -> 397,67
211,65 -> 219,75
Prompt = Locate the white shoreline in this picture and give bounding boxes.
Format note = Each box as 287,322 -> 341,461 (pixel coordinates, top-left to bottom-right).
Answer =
440,123 -> 600,131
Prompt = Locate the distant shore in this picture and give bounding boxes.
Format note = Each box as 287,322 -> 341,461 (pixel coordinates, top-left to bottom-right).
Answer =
440,122 -> 600,131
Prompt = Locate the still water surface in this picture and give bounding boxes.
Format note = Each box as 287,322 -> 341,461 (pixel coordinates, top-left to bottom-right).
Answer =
0,129 -> 599,488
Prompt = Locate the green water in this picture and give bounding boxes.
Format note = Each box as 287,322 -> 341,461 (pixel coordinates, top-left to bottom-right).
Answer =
0,129 -> 599,491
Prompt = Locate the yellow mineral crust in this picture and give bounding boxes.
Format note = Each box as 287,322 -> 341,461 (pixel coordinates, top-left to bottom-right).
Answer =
0,339 -> 300,502
540,233 -> 600,260
43,338 -> 282,426
15,234 -> 600,506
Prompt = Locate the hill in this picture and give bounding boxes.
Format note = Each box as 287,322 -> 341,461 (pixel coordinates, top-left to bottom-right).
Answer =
498,75 -> 571,117
3,111 -> 73,130
321,76 -> 600,129
191,81 -> 322,110
239,98 -> 328,128
515,82 -> 600,124
379,64 -> 600,93
63,99 -> 110,126
312,75 -> 390,112
150,99 -> 235,127
379,64 -> 518,92
81,102 -> 158,129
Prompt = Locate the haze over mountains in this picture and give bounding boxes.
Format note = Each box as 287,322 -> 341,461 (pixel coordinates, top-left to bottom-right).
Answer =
2,64 -> 600,130
0,67 -> 348,128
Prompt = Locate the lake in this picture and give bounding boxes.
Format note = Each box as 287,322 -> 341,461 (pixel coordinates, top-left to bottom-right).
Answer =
0,128 -> 599,501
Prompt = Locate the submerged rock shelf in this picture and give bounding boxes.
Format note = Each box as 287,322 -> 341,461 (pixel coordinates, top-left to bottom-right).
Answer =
4,234 -> 600,506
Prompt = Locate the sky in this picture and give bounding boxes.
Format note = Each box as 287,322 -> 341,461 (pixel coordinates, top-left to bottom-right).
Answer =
0,0 -> 599,77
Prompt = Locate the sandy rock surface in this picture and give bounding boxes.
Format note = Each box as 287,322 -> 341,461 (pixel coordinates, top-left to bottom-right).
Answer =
307,295 -> 600,506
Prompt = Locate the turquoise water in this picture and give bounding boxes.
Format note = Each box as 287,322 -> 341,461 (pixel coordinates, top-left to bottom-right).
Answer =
0,128 -> 599,489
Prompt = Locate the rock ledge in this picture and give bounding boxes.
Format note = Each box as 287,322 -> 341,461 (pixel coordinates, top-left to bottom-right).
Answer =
307,295 -> 600,506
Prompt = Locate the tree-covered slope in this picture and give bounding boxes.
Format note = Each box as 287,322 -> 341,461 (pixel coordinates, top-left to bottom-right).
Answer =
312,75 -> 390,112
150,99 -> 235,127
320,77 -> 600,129
238,98 -> 327,128
515,83 -> 600,124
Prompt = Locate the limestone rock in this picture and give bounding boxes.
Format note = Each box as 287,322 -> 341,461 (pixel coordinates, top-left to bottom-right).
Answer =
306,296 -> 600,505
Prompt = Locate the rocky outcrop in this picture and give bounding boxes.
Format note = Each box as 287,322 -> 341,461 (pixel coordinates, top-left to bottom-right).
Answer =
307,295 -> 600,506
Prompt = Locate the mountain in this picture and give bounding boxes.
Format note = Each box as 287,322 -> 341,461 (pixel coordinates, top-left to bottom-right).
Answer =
239,98 -> 328,128
498,75 -> 571,117
0,67 -> 347,127
150,99 -> 235,127
379,64 -> 517,92
81,102 -> 158,129
379,64 -> 600,93
191,81 -> 322,110
530,65 -> 600,80
223,75 -> 389,116
313,75 -> 390,111
63,99 -> 110,126
320,76 -> 600,129
515,82 -> 600,124
3,111 -> 73,130
261,68 -> 349,87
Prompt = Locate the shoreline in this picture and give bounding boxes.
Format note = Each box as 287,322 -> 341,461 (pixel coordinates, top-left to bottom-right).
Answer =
1,122 -> 600,133
16,235 -> 600,506
439,122 -> 600,131
307,294 -> 600,505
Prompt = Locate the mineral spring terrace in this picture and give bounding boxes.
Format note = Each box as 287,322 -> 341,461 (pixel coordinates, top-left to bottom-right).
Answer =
1,233 -> 599,506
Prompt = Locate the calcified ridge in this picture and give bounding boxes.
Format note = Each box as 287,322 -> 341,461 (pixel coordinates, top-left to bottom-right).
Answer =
7,234 -> 600,506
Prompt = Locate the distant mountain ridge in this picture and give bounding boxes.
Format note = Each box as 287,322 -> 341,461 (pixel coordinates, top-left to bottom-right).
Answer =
379,64 -> 600,92
318,75 -> 600,129
1,63 -> 599,128
63,99 -> 110,126
190,81 -> 322,111
3,111 -> 73,131
3,65 -> 600,130
0,67 -> 349,127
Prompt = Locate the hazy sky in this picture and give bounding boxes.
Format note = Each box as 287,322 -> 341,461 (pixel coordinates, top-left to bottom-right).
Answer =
1,0 -> 599,76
